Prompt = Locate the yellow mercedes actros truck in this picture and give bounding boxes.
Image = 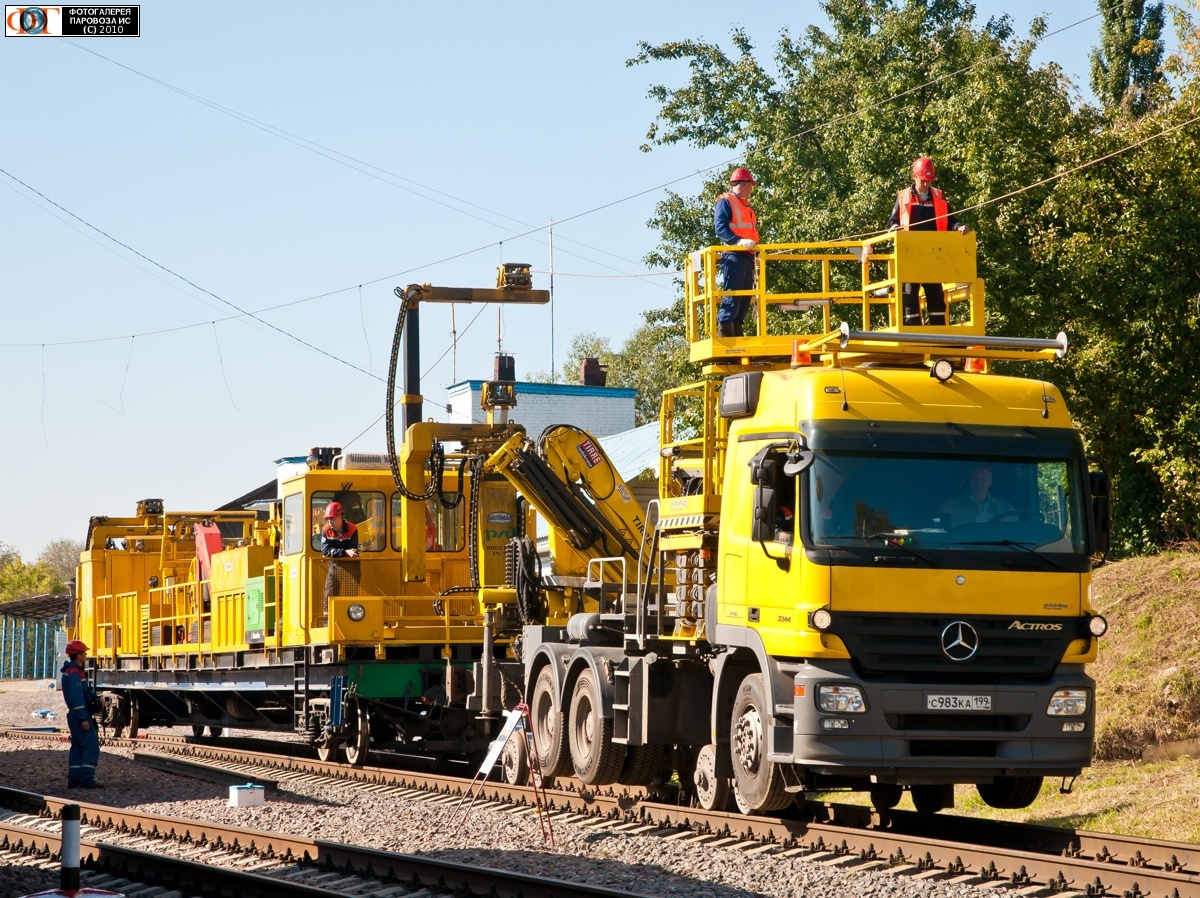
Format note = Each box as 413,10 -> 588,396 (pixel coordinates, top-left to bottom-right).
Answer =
507,231 -> 1110,814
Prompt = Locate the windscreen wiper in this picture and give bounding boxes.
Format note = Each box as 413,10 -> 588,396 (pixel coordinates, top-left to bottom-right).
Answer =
952,539 -> 1063,569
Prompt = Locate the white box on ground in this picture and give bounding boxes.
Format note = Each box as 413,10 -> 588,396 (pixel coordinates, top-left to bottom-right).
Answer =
228,783 -> 265,807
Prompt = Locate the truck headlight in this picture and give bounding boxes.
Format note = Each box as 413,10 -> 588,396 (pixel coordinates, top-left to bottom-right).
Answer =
347,603 -> 366,622
1047,689 -> 1088,716
817,684 -> 866,713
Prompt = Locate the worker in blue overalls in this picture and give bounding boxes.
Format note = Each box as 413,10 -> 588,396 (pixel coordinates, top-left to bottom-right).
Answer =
61,639 -> 103,789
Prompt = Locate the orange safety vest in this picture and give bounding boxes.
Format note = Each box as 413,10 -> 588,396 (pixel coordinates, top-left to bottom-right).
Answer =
898,186 -> 949,230
720,192 -> 759,242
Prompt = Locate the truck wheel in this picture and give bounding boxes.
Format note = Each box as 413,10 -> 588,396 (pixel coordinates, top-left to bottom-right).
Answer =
694,743 -> 730,811
531,666 -> 569,779
500,729 -> 530,785
910,783 -> 955,813
976,776 -> 1043,809
569,668 -> 625,785
343,703 -> 371,767
619,743 -> 668,786
730,674 -> 790,814
870,784 -> 904,810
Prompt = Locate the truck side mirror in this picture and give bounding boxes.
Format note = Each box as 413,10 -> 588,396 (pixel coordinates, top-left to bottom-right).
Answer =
750,455 -> 779,543
1088,467 -> 1111,560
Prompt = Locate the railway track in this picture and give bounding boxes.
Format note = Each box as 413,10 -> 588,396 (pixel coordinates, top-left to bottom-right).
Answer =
0,786 -> 657,898
5,726 -> 1199,897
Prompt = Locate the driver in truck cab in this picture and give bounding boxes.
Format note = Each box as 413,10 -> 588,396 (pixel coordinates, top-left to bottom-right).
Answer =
940,464 -> 1015,526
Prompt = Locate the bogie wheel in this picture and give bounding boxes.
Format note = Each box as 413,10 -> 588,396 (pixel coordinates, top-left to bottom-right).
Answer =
870,784 -> 904,810
343,702 -> 371,767
693,743 -> 731,811
730,674 -> 791,814
500,729 -> 530,785
618,743 -> 669,786
568,668 -> 625,785
531,666 -> 569,779
976,775 -> 1043,809
111,699 -> 139,739
191,725 -> 206,738
910,783 -> 955,814
208,726 -> 224,738
315,736 -> 341,762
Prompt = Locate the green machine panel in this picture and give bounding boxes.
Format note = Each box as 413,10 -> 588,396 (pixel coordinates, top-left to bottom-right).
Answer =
244,574 -> 276,643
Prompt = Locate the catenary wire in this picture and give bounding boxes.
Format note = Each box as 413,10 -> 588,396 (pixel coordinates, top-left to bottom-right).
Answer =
55,38 -> 668,284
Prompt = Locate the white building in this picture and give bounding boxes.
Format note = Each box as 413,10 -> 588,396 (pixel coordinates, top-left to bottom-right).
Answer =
445,380 -> 636,440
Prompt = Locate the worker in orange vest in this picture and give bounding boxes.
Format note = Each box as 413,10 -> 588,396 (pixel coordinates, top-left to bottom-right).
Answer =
887,157 -> 970,326
713,167 -> 759,337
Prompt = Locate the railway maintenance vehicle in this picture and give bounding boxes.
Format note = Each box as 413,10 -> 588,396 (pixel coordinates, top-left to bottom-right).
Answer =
69,234 -> 1110,814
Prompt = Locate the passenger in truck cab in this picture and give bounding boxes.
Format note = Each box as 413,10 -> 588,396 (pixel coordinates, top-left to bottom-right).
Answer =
940,464 -> 1015,526
321,501 -> 359,623
887,156 -> 970,326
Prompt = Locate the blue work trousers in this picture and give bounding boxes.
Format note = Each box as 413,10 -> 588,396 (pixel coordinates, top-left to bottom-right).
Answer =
717,252 -> 755,324
67,717 -> 100,787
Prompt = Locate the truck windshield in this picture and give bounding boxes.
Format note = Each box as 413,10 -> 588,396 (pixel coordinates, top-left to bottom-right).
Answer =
807,453 -> 1086,555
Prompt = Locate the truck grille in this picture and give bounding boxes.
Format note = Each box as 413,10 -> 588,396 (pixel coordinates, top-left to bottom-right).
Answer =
830,613 -> 1079,684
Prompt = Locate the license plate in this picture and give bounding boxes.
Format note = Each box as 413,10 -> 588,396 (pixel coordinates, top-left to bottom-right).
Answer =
926,694 -> 991,711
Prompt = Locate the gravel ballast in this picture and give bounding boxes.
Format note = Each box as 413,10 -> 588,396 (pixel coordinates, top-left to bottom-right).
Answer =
0,678 -> 990,898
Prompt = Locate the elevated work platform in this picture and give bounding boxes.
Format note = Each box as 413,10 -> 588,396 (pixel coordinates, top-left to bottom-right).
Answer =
683,231 -> 1065,371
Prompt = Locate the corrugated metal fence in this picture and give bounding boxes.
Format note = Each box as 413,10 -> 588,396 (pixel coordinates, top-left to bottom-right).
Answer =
0,615 -> 65,679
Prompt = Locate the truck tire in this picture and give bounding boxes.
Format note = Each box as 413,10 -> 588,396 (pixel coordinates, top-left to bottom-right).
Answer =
977,775 -> 1043,809
619,743 -> 668,786
569,667 -> 625,785
910,783 -> 954,813
730,673 -> 790,814
531,666 -> 569,779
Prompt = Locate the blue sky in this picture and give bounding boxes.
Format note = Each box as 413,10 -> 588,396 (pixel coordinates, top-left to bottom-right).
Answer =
0,1 -> 1143,560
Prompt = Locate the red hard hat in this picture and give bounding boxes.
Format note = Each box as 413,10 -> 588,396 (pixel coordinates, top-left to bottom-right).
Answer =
912,157 -> 936,180
324,501 -> 344,518
65,640 -> 88,656
729,167 -> 757,185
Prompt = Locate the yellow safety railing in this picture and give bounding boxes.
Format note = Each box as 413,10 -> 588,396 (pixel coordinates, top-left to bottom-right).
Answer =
658,378 -> 726,516
685,231 -> 984,365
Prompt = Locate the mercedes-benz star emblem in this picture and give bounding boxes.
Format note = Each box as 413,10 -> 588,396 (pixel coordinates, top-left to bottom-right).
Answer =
940,621 -> 980,661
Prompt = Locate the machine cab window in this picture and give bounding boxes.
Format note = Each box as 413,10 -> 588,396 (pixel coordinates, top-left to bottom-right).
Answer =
392,495 -> 465,553
310,490 -> 386,551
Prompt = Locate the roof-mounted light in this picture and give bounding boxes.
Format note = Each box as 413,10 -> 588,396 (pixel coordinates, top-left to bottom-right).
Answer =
930,358 -> 954,382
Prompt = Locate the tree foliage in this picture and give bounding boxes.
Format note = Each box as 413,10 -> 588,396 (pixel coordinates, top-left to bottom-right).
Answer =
1090,0 -> 1167,117
0,552 -> 64,603
37,538 -> 83,585
1033,16 -> 1199,551
608,0 -> 1192,555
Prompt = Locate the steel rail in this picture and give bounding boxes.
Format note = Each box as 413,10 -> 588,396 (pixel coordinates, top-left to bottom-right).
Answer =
7,727 -> 1199,896
0,790 -> 657,898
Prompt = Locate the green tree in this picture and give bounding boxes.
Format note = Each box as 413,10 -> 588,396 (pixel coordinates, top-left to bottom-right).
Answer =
630,0 -> 1082,337
0,555 -> 64,603
1090,0 -> 1167,117
1033,20 -> 1200,551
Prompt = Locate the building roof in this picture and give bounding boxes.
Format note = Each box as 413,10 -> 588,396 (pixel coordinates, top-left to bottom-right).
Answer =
0,593 -> 69,621
600,422 -> 661,483
447,380 -> 636,399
